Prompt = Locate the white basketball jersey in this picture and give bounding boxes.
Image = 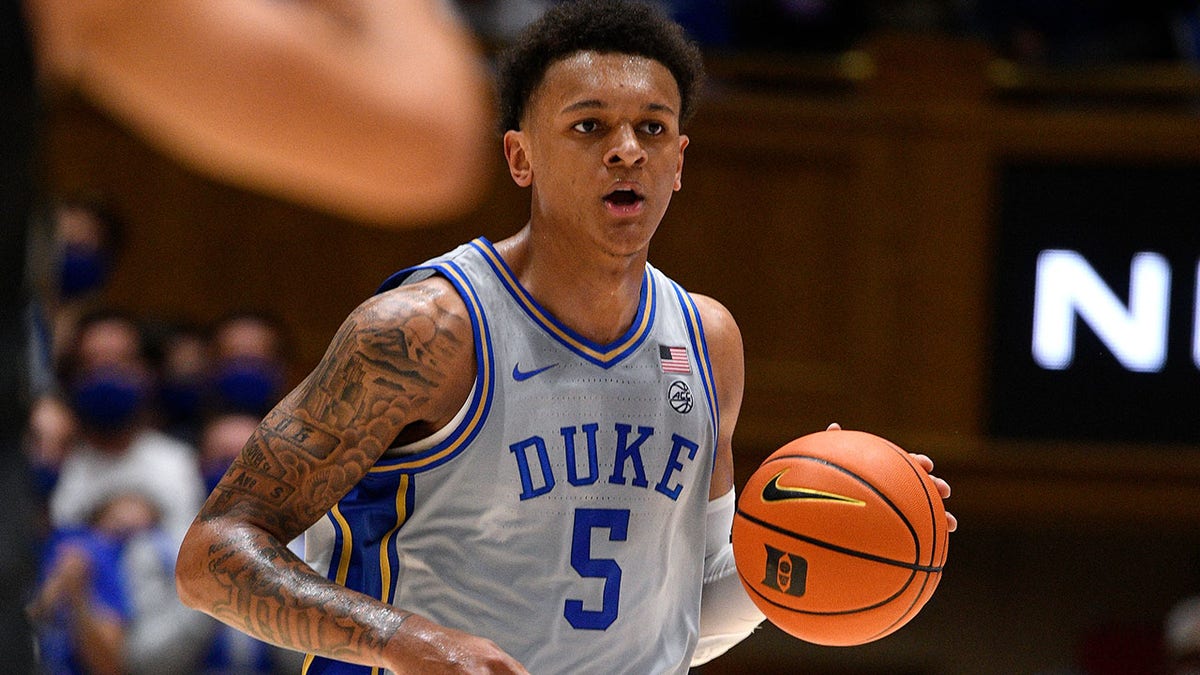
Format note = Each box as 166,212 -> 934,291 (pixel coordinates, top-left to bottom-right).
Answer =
304,238 -> 719,675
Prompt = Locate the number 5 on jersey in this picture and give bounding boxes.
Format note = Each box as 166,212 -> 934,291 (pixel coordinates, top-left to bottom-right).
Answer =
565,508 -> 630,630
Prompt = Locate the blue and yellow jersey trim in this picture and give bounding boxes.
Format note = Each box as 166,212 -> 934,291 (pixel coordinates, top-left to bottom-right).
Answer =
302,474 -> 416,675
470,238 -> 656,368
369,260 -> 496,475
670,281 -> 720,446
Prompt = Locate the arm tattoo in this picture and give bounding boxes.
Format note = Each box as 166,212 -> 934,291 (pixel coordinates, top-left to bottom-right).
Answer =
189,286 -> 470,660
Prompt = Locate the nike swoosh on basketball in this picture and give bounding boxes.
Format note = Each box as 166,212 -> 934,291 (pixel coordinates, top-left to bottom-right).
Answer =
512,363 -> 558,381
761,471 -> 865,505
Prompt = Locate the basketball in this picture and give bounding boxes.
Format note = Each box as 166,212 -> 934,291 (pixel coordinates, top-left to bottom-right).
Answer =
731,429 -> 948,646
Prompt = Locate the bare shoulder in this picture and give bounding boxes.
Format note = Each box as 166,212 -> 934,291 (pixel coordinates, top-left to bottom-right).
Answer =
689,293 -> 743,361
689,297 -> 744,498
361,274 -> 473,341
337,275 -> 476,420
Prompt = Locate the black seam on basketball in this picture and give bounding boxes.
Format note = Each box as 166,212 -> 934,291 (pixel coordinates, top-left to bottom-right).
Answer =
734,507 -> 943,574
867,563 -> 939,641
735,565 -> 939,617
757,453 -> 928,570
879,439 -> 944,569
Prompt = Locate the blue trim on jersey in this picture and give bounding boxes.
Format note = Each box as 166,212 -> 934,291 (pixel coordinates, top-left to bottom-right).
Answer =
469,238 -> 656,368
369,261 -> 496,474
304,476 -> 415,675
670,282 -> 720,445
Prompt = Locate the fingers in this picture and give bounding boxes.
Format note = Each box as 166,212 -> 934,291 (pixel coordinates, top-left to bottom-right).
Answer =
930,475 -> 951,500
908,452 -> 957,532
825,422 -> 841,431
909,452 -> 933,473
827,433 -> 957,534
909,454 -> 951,496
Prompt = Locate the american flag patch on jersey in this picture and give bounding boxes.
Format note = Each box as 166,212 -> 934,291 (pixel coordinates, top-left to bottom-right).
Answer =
659,345 -> 691,374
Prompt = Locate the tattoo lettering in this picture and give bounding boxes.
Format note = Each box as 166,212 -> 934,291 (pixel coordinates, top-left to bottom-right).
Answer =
190,286 -> 473,661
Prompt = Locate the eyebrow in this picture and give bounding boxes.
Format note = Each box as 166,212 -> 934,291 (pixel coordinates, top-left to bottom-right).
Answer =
559,99 -> 678,116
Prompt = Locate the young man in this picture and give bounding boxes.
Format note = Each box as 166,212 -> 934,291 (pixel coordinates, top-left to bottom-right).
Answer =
177,2 -> 954,673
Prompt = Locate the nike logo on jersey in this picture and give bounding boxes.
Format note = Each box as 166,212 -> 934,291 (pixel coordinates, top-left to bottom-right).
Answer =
512,362 -> 558,381
761,471 -> 866,506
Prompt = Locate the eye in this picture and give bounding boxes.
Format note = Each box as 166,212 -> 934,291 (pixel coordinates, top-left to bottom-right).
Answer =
572,120 -> 600,134
639,121 -> 666,136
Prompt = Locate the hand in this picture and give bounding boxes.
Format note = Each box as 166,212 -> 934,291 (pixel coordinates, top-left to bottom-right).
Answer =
386,613 -> 531,675
908,452 -> 957,532
825,422 -> 957,533
27,544 -> 93,622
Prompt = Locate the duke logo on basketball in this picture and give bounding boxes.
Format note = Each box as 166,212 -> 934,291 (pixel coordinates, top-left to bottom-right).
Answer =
762,544 -> 808,597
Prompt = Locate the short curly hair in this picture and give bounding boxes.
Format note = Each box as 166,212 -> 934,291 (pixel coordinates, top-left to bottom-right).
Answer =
496,0 -> 706,133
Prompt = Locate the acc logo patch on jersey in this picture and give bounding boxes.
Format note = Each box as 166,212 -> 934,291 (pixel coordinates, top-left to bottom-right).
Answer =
667,381 -> 693,414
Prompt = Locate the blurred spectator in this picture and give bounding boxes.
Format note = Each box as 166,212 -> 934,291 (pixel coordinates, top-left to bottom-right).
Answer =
35,198 -> 126,367
207,311 -> 292,418
1167,596 -> 1200,674
23,393 -> 76,503
50,310 -> 205,544
971,0 -> 1200,65
197,412 -> 259,496
455,0 -> 550,46
28,497 -> 130,674
146,319 -> 211,445
455,0 -> 733,49
51,199 -> 123,305
29,490 -> 212,674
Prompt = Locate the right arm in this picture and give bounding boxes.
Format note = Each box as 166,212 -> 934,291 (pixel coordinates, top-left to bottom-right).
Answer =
26,0 -> 493,225
175,280 -> 526,673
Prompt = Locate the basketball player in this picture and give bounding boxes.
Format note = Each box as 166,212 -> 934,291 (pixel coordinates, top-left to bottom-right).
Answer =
176,2 -> 955,672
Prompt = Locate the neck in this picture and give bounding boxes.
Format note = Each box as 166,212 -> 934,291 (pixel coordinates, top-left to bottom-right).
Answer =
494,225 -> 647,345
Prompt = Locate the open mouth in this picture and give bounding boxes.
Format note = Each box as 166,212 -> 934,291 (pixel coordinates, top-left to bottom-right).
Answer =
603,188 -> 644,207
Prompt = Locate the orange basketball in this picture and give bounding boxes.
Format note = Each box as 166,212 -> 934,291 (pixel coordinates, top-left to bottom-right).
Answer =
731,429 -> 948,646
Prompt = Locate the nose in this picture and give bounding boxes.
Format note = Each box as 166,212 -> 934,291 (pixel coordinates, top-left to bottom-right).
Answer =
605,124 -> 646,168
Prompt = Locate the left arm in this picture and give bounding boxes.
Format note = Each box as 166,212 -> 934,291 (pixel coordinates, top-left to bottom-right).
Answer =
690,294 -> 766,666
686,296 -> 958,667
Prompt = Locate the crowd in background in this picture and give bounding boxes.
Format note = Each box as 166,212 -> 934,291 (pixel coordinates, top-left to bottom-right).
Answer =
18,1 -> 1200,672
456,0 -> 1200,66
23,198 -> 302,674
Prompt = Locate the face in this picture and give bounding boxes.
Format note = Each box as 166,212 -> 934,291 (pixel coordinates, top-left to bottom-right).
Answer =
504,51 -> 688,258
213,317 -> 281,361
76,318 -> 143,373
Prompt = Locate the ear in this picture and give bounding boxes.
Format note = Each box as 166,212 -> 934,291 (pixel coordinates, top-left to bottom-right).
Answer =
504,130 -> 533,188
673,134 -> 689,192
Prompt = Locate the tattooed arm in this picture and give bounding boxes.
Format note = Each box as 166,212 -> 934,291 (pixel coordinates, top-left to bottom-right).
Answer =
175,278 -> 527,674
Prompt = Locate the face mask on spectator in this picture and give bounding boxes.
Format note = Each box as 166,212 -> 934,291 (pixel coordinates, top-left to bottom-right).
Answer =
211,356 -> 284,416
70,367 -> 148,433
59,244 -> 110,299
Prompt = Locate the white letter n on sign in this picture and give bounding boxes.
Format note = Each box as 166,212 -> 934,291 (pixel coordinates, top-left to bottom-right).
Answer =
1031,249 -> 1170,372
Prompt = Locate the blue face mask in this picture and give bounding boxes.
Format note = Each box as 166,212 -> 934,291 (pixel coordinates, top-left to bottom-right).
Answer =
211,357 -> 284,416
71,368 -> 147,433
59,244 -> 110,299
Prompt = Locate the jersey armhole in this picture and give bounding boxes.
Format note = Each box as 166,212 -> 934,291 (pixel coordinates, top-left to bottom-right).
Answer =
382,380 -> 478,457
